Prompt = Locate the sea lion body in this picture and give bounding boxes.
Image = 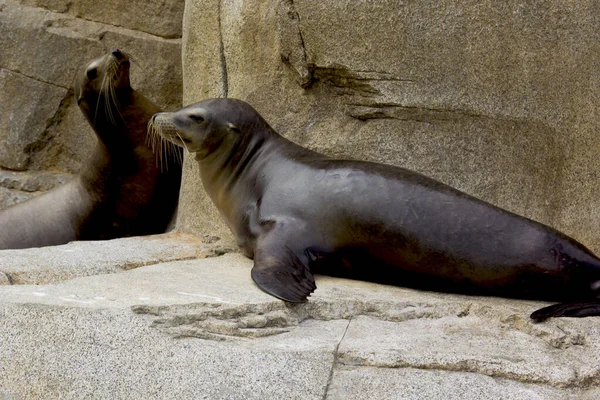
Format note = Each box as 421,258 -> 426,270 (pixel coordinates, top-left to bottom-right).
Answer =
0,50 -> 182,250
150,98 -> 600,320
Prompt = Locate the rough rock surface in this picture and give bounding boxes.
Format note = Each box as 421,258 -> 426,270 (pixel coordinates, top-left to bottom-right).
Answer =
0,235 -> 598,399
0,0 -> 182,207
179,0 -> 600,253
0,169 -> 72,206
14,0 -> 184,38
0,68 -> 67,170
0,232 -> 233,285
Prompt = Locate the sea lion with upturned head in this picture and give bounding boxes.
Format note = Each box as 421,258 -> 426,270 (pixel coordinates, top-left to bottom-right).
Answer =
0,50 -> 182,250
149,98 -> 600,321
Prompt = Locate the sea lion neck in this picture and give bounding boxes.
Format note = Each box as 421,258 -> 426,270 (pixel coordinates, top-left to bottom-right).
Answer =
197,125 -> 292,219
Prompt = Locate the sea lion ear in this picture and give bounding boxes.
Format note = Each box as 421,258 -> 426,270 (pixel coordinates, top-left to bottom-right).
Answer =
227,123 -> 241,134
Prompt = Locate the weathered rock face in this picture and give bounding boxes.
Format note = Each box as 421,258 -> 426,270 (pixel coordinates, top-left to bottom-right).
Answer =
179,0 -> 600,253
15,0 -> 184,38
0,0 -> 183,206
0,236 -> 599,399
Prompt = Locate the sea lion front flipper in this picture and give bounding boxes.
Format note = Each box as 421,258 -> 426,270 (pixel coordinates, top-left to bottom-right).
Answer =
251,247 -> 317,303
530,300 -> 600,322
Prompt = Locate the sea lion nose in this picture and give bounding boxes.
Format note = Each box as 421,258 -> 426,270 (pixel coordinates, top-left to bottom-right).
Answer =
111,49 -> 124,60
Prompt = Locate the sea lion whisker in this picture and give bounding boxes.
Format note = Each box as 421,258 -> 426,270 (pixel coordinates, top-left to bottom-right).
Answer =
173,136 -> 185,163
168,140 -> 178,168
100,68 -> 116,124
162,132 -> 169,172
108,83 -> 123,123
175,132 -> 191,156
122,51 -> 141,68
103,84 -> 115,125
93,73 -> 107,127
149,121 -> 163,167
158,128 -> 164,172
146,120 -> 154,149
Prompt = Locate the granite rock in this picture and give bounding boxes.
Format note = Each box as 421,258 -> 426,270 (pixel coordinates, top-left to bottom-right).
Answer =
0,68 -> 67,170
15,0 -> 184,38
179,0 -> 600,254
0,237 -> 598,399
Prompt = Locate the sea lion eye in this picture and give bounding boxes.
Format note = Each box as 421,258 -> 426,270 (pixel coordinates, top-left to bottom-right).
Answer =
189,114 -> 204,123
86,67 -> 98,80
227,123 -> 241,133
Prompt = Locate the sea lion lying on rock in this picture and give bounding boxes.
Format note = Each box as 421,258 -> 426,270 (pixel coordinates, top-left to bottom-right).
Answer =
149,98 -> 600,321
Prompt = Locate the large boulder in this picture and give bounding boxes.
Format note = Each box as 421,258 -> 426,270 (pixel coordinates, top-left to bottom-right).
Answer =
179,0 -> 600,253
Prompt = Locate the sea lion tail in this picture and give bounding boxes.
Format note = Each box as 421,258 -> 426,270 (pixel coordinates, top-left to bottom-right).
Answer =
530,300 -> 600,322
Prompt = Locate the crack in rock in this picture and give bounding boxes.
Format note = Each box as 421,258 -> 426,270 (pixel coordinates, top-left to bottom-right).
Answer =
337,357 -> 600,391
131,299 -> 590,351
322,318 -> 351,400
0,170 -> 72,192
277,0 -> 313,87
0,67 -> 69,90
346,102 -> 491,122
217,0 -> 228,98
14,0 -> 182,40
311,65 -> 381,97
24,88 -> 74,158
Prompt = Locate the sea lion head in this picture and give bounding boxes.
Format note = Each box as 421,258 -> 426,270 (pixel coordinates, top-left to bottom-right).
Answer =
74,49 -> 132,127
148,98 -> 268,161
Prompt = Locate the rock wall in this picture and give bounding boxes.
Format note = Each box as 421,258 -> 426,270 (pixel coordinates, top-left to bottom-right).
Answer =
179,0 -> 600,253
0,0 -> 183,207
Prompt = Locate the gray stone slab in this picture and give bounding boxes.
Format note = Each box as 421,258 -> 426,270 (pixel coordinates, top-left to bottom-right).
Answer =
0,245 -> 598,398
0,233 -> 230,285
327,367 -> 571,400
337,315 -> 600,389
0,303 -> 339,399
0,251 -> 348,399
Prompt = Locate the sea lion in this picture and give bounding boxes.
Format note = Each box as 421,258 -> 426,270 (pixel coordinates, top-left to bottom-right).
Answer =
0,50 -> 182,250
149,98 -> 600,321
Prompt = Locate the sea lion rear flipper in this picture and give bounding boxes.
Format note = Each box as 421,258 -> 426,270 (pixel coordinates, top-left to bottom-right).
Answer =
251,247 -> 316,303
530,300 -> 600,322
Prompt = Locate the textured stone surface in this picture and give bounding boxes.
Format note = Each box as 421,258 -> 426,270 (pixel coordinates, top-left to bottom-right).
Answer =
0,169 -> 72,191
0,232 -> 232,285
0,169 -> 72,207
0,68 -> 67,170
0,239 -> 598,399
180,0 -> 600,253
0,1 -> 182,109
327,367 -> 569,400
15,0 -> 185,38
0,186 -> 36,207
27,93 -> 96,174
